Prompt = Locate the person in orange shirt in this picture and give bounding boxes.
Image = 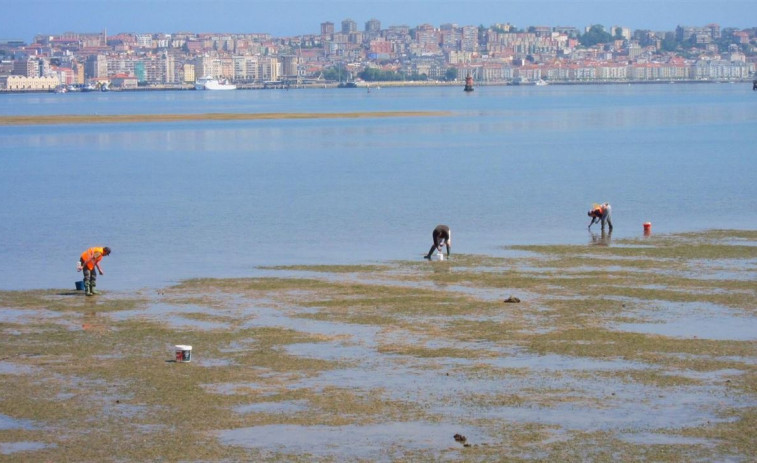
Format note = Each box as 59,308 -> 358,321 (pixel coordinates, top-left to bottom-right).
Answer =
77,246 -> 111,296
588,203 -> 613,232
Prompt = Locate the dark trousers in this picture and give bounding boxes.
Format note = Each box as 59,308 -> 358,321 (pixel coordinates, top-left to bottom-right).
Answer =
426,233 -> 449,258
83,267 -> 97,286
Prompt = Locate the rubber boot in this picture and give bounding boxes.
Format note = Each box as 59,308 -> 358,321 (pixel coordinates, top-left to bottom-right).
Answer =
84,281 -> 93,296
90,282 -> 99,295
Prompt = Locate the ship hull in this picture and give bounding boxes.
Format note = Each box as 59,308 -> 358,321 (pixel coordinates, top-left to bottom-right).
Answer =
195,77 -> 237,90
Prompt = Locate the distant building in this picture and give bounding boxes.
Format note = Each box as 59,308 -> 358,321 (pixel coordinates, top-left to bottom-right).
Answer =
183,63 -> 195,83
111,74 -> 138,89
1,75 -> 59,90
531,26 -> 552,37
676,24 -> 719,43
554,26 -> 580,38
13,58 -> 43,77
461,25 -> 479,52
341,19 -> 357,34
628,42 -> 643,60
280,55 -> 300,78
365,18 -> 381,35
86,55 -> 108,79
321,22 -> 334,38
0,59 -> 13,75
707,23 -> 721,40
135,33 -> 153,48
612,26 -> 632,40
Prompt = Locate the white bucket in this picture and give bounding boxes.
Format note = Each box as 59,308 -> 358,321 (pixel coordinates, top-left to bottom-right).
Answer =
435,252 -> 445,261
175,345 -> 192,363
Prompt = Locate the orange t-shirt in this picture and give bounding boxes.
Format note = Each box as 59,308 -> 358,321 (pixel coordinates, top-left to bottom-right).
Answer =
80,247 -> 105,270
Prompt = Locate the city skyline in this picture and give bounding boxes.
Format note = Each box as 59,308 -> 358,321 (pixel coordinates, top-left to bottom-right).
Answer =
6,0 -> 757,42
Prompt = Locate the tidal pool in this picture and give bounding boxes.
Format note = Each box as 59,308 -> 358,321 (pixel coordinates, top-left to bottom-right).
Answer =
218,422 -> 484,460
0,441 -> 53,455
612,300 -> 757,340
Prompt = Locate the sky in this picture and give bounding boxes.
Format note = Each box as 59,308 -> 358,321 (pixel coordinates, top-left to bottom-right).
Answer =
4,0 -> 756,41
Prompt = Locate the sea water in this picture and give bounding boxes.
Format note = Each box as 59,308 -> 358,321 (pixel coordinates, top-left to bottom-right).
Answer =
1,83 -> 755,290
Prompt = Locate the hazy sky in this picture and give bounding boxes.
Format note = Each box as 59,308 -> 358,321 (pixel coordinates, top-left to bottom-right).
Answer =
5,0 -> 756,41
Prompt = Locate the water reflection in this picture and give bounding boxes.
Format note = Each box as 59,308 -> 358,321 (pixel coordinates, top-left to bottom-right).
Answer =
430,260 -> 451,275
589,230 -> 612,246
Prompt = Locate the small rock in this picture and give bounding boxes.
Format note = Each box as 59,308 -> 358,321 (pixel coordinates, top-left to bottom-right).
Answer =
504,296 -> 520,303
454,433 -> 467,444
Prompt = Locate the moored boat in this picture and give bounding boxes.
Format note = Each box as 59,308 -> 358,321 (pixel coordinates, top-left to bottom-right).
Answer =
195,76 -> 237,90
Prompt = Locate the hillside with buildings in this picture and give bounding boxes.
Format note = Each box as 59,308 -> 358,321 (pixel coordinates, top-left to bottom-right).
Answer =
1,20 -> 755,91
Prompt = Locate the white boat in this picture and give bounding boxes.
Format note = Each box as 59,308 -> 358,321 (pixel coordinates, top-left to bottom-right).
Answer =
195,76 -> 237,90
535,79 -> 548,86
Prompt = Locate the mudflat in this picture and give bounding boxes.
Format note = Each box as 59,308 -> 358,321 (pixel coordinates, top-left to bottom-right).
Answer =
0,230 -> 755,461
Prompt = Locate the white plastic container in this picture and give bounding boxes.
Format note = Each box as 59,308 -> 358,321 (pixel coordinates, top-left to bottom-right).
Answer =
175,345 -> 192,363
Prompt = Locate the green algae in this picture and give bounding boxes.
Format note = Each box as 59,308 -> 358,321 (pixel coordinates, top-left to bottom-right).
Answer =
0,230 -> 754,461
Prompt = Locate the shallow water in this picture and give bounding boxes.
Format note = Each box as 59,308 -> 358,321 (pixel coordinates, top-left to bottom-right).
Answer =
0,361 -> 38,376
0,413 -> 35,431
217,422 -> 483,460
233,400 -> 309,416
109,303 -> 234,331
612,300 -> 757,341
1,84 -> 756,291
0,441 -> 52,455
197,294 -> 749,443
618,432 -> 715,446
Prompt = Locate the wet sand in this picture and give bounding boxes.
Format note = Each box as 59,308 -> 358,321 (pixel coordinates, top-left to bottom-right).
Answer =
0,230 -> 755,461
0,111 -> 450,126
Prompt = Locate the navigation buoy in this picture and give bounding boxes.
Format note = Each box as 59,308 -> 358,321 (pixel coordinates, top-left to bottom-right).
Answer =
643,222 -> 652,235
464,74 -> 474,92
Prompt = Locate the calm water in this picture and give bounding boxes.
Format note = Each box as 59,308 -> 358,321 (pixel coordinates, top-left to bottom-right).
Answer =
1,83 -> 756,290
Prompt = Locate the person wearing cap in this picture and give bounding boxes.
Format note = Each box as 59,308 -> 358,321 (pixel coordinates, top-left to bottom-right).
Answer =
588,203 -> 613,232
77,246 -> 111,296
424,225 -> 451,259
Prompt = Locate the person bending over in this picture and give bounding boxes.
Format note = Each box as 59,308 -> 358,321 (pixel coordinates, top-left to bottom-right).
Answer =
77,246 -> 111,296
588,203 -> 613,232
424,225 -> 451,259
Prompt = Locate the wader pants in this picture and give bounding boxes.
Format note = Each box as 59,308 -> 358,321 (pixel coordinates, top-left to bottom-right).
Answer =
83,267 -> 97,292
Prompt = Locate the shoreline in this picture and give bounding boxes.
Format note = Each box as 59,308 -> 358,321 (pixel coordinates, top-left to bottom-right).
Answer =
0,78 -> 753,95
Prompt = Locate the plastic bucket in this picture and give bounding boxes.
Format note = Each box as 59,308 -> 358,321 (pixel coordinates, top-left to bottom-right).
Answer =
75,280 -> 85,291
175,345 -> 192,363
